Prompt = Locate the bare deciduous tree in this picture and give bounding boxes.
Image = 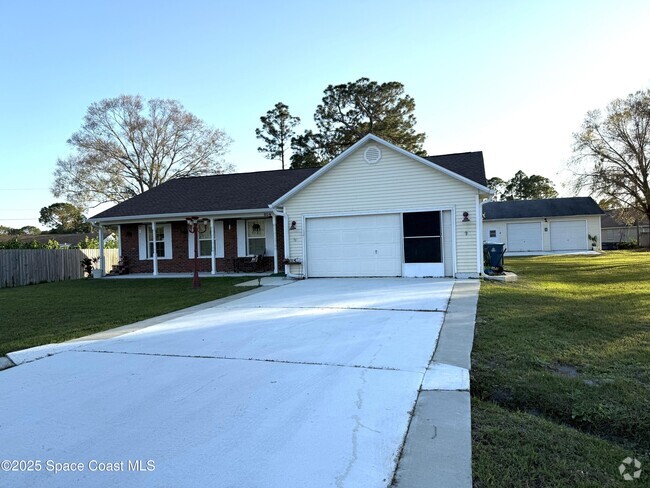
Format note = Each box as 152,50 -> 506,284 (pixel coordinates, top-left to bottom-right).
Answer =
53,95 -> 233,207
571,89 -> 650,235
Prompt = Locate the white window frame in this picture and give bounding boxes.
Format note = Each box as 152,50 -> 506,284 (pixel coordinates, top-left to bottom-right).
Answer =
138,223 -> 173,260
147,225 -> 165,259
247,219 -> 266,255
188,221 -> 225,259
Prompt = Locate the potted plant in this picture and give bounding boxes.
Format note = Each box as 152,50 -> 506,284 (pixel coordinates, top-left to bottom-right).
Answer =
81,257 -> 101,278
588,234 -> 598,251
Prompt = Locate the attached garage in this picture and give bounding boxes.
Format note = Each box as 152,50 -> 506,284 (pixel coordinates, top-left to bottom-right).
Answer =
271,134 -> 492,279
506,222 -> 542,252
306,214 -> 401,277
550,220 -> 587,251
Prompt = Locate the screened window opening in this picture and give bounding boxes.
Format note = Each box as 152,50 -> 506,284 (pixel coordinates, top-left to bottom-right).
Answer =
403,212 -> 442,263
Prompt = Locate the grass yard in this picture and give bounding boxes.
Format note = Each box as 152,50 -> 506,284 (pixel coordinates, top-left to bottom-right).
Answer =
472,251 -> 650,487
0,277 -> 253,356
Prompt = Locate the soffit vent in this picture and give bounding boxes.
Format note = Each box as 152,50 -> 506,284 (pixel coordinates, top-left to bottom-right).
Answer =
364,145 -> 382,164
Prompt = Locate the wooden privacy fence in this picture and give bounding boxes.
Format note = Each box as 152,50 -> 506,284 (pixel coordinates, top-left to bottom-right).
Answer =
0,249 -> 119,289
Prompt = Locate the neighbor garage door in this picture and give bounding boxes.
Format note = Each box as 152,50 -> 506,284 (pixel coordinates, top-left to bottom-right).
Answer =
550,220 -> 587,251
507,222 -> 543,252
306,214 -> 402,277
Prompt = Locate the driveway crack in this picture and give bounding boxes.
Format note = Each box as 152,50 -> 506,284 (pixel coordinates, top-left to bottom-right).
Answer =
73,349 -> 410,372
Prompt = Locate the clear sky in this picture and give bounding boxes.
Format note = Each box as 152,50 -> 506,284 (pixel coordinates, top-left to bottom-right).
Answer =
1,0 -> 649,228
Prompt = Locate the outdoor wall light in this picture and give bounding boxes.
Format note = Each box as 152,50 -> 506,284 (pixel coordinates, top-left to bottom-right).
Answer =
290,220 -> 297,230
462,212 -> 470,222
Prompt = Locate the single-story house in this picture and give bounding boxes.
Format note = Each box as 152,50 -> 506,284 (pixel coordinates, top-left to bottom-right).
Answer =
482,197 -> 604,253
89,134 -> 492,278
601,211 -> 649,248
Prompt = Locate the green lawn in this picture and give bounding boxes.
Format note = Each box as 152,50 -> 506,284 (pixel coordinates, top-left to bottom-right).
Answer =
0,277 -> 252,356
472,251 -> 650,487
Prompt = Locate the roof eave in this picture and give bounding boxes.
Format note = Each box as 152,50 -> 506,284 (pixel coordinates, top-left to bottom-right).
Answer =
484,213 -> 604,221
88,207 -> 273,224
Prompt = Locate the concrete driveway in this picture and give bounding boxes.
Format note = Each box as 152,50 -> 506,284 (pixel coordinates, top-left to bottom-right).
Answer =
0,278 -> 454,487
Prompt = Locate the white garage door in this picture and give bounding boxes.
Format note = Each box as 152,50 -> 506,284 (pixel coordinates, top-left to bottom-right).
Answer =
306,214 -> 402,277
551,220 -> 587,250
507,223 -> 543,252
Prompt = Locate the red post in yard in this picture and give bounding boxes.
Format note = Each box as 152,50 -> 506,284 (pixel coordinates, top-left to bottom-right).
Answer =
186,217 -> 208,289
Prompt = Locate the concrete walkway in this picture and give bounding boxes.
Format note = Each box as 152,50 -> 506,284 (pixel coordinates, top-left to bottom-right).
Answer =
392,280 -> 479,488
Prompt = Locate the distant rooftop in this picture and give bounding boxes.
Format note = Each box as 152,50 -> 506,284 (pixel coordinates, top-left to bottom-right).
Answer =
484,197 -> 604,220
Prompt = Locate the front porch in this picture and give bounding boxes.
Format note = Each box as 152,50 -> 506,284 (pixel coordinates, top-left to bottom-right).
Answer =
95,213 -> 286,277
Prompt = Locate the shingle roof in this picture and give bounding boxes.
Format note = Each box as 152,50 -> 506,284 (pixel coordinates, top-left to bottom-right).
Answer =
483,197 -> 604,220
91,168 -> 320,220
601,210 -> 649,228
424,152 -> 487,187
91,149 -> 489,221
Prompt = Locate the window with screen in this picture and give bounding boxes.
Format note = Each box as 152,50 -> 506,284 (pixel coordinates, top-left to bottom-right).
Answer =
403,212 -> 442,263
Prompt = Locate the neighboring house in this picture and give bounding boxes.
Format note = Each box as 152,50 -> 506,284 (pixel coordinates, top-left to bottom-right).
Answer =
601,211 -> 649,248
0,232 -> 115,248
89,134 -> 491,278
483,197 -> 604,253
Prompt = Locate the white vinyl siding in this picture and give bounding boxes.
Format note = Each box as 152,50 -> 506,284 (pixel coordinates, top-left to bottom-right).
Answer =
283,143 -> 482,276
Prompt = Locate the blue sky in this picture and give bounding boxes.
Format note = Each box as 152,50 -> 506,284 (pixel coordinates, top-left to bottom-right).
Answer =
1,0 -> 649,228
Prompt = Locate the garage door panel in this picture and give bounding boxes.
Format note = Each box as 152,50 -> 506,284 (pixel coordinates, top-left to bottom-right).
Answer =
551,220 -> 587,250
507,223 -> 542,252
307,214 -> 401,277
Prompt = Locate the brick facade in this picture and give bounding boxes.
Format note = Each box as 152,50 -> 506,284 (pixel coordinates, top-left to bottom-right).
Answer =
119,217 -> 285,274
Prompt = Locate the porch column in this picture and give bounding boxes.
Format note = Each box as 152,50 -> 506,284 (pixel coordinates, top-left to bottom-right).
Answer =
117,224 -> 122,257
98,224 -> 105,276
210,218 -> 216,275
152,221 -> 158,276
272,215 -> 278,274
283,212 -> 290,275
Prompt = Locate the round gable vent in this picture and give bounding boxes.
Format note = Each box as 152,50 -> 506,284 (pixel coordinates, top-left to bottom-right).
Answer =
363,145 -> 382,164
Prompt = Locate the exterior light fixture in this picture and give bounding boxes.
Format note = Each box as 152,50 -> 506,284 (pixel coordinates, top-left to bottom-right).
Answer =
186,216 -> 209,288
290,220 -> 297,230
462,212 -> 470,222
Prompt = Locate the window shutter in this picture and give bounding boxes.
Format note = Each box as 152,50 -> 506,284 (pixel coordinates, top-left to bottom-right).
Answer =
215,221 -> 225,258
163,224 -> 173,259
138,225 -> 147,260
187,226 -> 196,259
265,218 -> 274,256
237,220 -> 247,256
